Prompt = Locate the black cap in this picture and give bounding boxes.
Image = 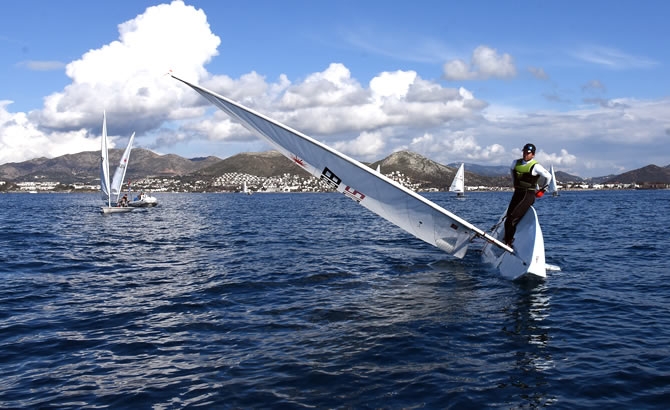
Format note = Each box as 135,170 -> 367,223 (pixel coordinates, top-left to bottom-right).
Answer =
523,143 -> 536,154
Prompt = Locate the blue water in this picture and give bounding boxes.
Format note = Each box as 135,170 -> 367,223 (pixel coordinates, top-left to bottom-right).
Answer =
1,190 -> 669,408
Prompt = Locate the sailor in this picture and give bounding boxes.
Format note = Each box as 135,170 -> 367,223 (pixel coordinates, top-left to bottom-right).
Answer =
503,143 -> 552,247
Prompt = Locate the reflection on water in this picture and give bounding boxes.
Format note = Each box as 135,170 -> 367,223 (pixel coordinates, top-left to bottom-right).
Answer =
502,279 -> 556,407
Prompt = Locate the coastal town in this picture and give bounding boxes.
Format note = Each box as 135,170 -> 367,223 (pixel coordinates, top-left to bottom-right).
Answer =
2,169 -> 658,194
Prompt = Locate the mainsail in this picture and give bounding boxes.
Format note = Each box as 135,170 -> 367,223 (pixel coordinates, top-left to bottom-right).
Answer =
548,165 -> 559,196
110,132 -> 135,203
172,75 -> 513,257
100,111 -> 111,204
449,163 -> 465,196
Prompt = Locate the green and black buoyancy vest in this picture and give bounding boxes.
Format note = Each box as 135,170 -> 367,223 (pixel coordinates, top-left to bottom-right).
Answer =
513,159 -> 540,190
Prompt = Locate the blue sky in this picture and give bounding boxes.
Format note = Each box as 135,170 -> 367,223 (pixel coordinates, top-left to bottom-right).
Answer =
1,0 -> 669,177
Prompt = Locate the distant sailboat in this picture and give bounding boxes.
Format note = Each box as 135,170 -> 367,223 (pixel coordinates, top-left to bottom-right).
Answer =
242,180 -> 253,195
172,74 -> 556,280
548,165 -> 559,197
100,112 -> 133,214
449,163 -> 465,198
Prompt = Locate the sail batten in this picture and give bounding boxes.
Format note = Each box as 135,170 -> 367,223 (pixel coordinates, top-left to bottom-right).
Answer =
173,75 -> 511,255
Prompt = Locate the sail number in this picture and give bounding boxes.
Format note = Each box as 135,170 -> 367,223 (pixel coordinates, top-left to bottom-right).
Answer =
321,167 -> 366,203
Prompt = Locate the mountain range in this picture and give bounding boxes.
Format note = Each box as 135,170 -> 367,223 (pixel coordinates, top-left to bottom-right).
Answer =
1,149 -> 669,187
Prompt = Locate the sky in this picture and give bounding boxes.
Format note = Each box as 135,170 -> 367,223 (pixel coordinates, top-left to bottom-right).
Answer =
1,0 -> 669,178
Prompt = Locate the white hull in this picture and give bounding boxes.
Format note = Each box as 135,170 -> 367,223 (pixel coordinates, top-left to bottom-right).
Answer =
128,195 -> 158,207
481,206 -> 548,280
101,206 -> 134,214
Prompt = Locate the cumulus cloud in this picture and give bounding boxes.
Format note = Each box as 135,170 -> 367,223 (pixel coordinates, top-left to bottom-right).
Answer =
537,149 -> 577,168
0,102 -> 99,164
443,46 -> 516,81
332,130 -> 386,158
37,0 -> 220,130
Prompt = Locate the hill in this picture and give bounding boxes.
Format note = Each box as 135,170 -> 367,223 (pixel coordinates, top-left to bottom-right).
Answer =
378,152 -> 508,187
0,148 -> 221,184
604,164 -> 670,184
192,151 -> 311,178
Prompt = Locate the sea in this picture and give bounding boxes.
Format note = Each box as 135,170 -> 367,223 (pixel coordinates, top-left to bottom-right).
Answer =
1,190 -> 668,409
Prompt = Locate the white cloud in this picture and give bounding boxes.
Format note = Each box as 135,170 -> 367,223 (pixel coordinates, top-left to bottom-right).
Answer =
0,102 -> 99,164
34,0 -> 220,130
332,130 -> 386,159
443,45 -> 516,80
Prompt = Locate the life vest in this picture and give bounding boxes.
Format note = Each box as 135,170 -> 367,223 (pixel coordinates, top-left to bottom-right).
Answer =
513,159 -> 539,190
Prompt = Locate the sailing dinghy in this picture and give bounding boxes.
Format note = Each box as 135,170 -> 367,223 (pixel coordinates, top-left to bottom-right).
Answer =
547,165 -> 559,197
172,74 -> 554,279
449,163 -> 466,198
100,112 -> 134,215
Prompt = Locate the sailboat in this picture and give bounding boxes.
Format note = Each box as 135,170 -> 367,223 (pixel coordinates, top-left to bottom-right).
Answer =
100,112 -> 134,214
449,163 -> 465,198
172,74 -> 555,280
242,180 -> 253,195
547,165 -> 559,197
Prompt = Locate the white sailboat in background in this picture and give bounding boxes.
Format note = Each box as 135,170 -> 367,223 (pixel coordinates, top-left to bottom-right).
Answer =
100,112 -> 133,214
172,74 -> 557,280
449,163 -> 465,198
242,181 -> 253,195
547,165 -> 559,197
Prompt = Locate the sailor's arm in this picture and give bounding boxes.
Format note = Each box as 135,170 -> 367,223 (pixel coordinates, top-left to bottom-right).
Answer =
533,164 -> 552,188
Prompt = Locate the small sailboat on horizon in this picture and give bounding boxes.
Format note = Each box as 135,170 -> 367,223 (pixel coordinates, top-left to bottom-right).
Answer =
449,163 -> 466,199
242,180 -> 253,195
548,165 -> 559,197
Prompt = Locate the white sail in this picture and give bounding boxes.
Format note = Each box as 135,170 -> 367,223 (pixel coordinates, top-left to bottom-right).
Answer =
100,111 -> 111,205
172,75 -> 513,258
449,163 -> 465,196
548,165 -> 559,196
110,132 -> 135,203
242,180 -> 252,195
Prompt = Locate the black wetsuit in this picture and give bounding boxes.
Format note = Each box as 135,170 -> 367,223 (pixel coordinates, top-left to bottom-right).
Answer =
503,159 -> 540,245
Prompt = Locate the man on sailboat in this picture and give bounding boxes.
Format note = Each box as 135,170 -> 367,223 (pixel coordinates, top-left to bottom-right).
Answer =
503,143 -> 552,247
